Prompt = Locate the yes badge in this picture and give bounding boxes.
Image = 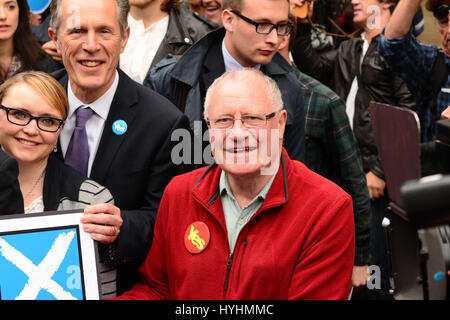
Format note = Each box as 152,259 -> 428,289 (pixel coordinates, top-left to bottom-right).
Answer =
184,222 -> 210,254
112,120 -> 127,136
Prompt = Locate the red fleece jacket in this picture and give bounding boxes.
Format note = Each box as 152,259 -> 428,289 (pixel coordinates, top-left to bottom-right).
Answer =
116,149 -> 355,300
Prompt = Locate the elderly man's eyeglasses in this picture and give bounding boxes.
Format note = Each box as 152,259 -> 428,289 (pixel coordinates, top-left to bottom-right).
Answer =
0,105 -> 64,132
230,10 -> 292,36
434,4 -> 450,24
207,110 -> 280,129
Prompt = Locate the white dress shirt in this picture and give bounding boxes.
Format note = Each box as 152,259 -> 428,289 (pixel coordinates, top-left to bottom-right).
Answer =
120,13 -> 169,84
345,32 -> 369,130
60,70 -> 120,177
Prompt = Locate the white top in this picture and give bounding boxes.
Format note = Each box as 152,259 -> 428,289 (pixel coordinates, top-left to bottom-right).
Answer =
345,32 -> 369,130
24,196 -> 44,214
60,70 -> 119,177
120,14 -> 169,84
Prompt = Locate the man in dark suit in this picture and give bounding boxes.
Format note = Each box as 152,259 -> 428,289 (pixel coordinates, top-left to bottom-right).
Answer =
48,0 -> 193,294
0,150 -> 24,215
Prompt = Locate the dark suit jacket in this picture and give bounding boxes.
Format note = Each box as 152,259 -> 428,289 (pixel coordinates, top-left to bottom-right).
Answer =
53,68 -> 194,294
0,149 -> 24,215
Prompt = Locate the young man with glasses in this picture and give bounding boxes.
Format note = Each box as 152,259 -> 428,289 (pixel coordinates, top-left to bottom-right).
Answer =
116,69 -> 355,300
146,0 -> 306,165
380,0 -> 450,142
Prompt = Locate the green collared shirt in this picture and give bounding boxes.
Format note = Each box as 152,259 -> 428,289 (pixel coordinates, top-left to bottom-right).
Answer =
219,171 -> 276,253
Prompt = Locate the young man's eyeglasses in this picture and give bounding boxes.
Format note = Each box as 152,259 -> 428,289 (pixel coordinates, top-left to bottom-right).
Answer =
230,10 -> 292,36
207,110 -> 281,130
434,4 -> 450,25
0,105 -> 64,132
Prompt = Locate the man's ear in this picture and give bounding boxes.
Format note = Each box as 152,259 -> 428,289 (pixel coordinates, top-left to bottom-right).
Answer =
222,9 -> 235,32
48,27 -> 61,55
278,34 -> 290,52
278,109 -> 287,141
120,26 -> 130,54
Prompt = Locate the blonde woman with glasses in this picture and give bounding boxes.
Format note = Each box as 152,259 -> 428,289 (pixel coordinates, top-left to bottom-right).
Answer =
0,71 -> 119,298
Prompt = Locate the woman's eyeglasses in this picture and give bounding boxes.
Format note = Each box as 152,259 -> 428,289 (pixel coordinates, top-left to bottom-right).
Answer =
0,105 -> 64,132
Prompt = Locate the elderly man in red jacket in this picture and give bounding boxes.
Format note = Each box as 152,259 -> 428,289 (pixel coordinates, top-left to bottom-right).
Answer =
115,69 -> 355,300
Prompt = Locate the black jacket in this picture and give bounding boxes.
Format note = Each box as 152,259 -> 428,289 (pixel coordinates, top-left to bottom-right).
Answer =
292,23 -> 416,179
0,150 -> 23,215
146,6 -> 217,76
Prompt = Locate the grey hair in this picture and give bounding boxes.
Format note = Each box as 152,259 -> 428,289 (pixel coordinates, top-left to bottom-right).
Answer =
203,69 -> 284,119
50,0 -> 130,36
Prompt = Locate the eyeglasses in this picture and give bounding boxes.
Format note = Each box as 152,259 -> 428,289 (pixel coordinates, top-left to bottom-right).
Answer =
207,110 -> 281,129
0,105 -> 64,132
434,4 -> 450,25
230,10 -> 292,36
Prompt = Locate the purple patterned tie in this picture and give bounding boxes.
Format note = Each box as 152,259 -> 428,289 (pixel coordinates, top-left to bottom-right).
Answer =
65,107 -> 94,176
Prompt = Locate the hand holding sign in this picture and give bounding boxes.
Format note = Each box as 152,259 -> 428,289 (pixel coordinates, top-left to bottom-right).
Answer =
81,203 -> 123,244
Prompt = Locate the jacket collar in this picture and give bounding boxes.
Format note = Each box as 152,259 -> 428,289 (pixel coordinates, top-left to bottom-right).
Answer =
165,7 -> 193,46
191,149 -> 291,222
150,8 -> 193,70
170,28 -> 225,86
90,69 -> 138,183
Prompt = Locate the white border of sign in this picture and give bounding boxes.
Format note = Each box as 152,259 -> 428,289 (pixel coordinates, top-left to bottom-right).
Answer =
0,210 -> 100,300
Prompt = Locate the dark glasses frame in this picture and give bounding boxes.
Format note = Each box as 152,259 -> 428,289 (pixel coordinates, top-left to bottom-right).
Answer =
230,10 -> 293,36
206,110 -> 279,129
0,105 -> 64,132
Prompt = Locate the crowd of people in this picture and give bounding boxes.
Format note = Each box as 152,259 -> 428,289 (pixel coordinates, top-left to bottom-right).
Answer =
0,0 -> 449,300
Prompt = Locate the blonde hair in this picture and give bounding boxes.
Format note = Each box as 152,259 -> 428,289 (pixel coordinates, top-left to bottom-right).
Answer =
0,71 -> 69,120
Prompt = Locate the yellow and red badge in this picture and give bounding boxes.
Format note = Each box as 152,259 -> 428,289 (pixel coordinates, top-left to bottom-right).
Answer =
184,221 -> 210,254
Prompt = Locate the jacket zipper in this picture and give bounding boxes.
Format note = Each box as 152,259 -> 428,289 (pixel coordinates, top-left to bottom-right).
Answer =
223,253 -> 233,290
223,237 -> 248,291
